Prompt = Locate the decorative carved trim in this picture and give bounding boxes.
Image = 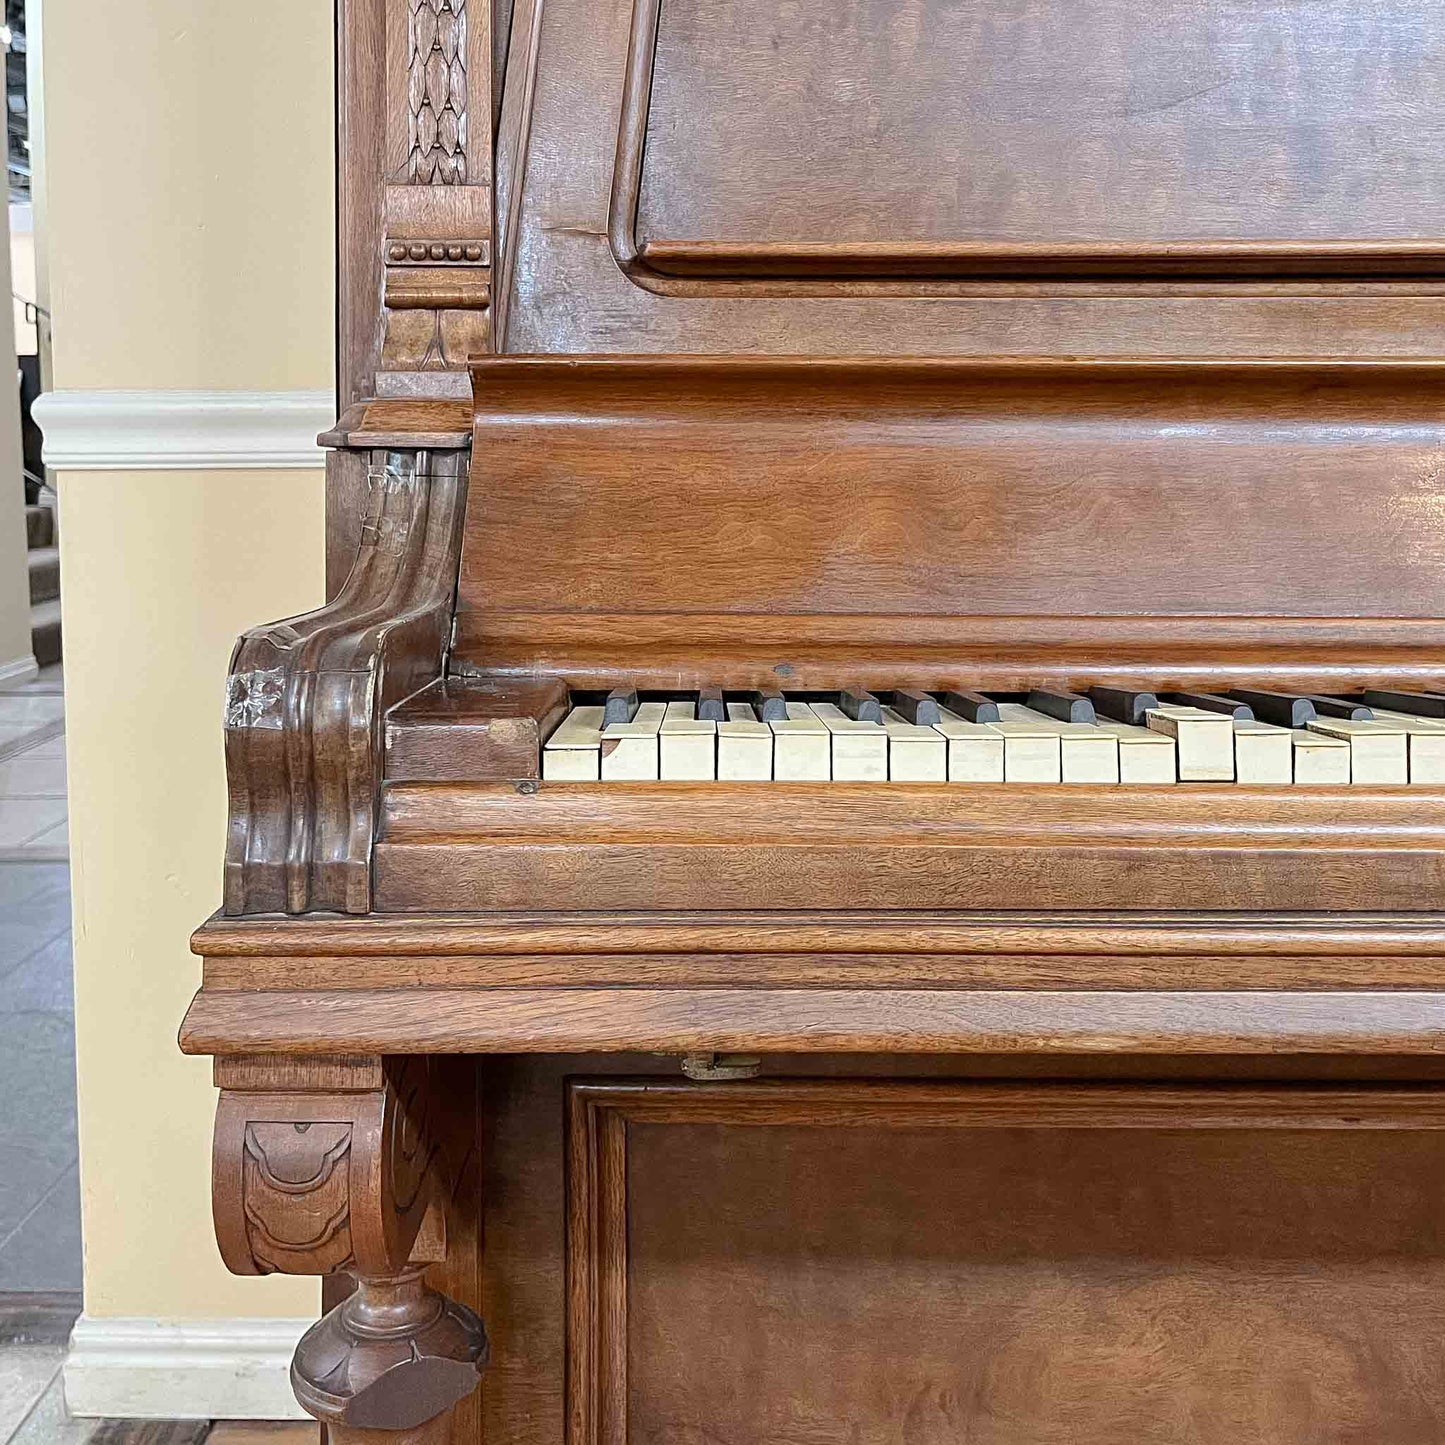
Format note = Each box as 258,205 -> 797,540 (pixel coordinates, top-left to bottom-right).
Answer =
377,0 -> 494,376
214,1057 -> 441,1278
386,239 -> 490,265
223,445 -> 469,915
212,1057 -> 487,1438
407,0 -> 471,186
384,267 -> 492,311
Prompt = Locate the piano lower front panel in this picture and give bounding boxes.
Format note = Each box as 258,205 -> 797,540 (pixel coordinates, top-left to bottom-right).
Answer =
477,1058 -> 1445,1445
375,782 -> 1445,913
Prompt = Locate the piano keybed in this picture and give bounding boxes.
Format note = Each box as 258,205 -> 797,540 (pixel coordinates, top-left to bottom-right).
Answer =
541,686 -> 1445,785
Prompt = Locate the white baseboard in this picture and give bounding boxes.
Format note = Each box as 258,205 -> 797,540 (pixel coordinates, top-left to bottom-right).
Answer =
64,1315 -> 312,1421
0,655 -> 39,687
32,389 -> 334,471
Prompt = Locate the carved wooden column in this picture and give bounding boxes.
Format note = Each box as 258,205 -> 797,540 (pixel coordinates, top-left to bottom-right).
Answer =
212,1055 -> 486,1442
380,0 -> 494,379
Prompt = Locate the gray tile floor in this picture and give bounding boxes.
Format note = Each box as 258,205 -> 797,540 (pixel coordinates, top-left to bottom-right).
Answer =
0,664 -> 84,1443
0,666 -> 79,1296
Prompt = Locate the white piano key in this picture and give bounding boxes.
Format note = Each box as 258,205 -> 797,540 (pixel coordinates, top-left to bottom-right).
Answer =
600,699 -> 666,780
1292,728 -> 1350,785
812,701 -> 889,781
718,702 -> 773,780
984,717 -> 1062,783
1232,719 -> 1293,785
771,700 -> 830,781
1368,706 -> 1445,730
996,703 -> 1118,783
659,700 -> 716,780
1360,709 -> 1445,785
1144,705 -> 1234,781
1095,721 -> 1176,784
933,707 -> 1005,783
542,704 -> 604,781
1305,717 -> 1408,785
880,706 -> 946,782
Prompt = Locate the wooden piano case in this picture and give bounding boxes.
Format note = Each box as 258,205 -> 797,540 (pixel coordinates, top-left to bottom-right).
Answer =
185,1 -> 1445,1441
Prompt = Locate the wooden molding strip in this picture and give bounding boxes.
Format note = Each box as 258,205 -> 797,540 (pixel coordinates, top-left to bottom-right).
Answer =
179,986 -> 1445,1056
191,910 -> 1445,959
33,390 -> 335,471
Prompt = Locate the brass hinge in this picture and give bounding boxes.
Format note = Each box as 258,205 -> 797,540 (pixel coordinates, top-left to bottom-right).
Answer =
680,1052 -> 763,1082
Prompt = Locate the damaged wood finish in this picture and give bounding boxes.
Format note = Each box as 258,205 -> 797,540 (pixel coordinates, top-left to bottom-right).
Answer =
223,447 -> 467,915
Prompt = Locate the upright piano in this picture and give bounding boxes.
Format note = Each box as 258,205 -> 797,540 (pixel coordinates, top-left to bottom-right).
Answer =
183,2 -> 1445,1440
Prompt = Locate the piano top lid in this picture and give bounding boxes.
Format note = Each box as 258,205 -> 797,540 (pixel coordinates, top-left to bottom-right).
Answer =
454,353 -> 1445,687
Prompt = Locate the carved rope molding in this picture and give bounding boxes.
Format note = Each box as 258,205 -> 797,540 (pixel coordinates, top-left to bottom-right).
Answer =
224,446 -> 469,915
32,390 -> 334,471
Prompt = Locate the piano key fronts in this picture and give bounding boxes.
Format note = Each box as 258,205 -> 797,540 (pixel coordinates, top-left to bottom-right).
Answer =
539,688 -> 1435,784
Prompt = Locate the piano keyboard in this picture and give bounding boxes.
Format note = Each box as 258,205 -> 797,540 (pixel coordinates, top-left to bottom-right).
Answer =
541,687 -> 1445,784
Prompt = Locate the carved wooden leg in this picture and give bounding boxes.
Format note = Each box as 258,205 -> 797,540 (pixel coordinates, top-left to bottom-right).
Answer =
292,1267 -> 487,1443
211,1055 -> 486,1442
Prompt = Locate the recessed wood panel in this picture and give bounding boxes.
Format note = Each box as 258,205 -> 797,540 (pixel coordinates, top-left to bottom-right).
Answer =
498,0 -> 1445,353
630,0 -> 1445,281
568,1082 -> 1445,1445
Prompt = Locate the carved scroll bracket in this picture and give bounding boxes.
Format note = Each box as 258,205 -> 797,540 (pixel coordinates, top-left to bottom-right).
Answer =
213,1055 -> 446,1278
212,1055 -> 487,1439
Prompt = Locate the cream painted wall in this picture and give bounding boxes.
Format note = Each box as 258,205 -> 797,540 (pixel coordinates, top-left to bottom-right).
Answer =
42,0 -> 337,1319
60,472 -> 322,1318
43,1 -> 334,392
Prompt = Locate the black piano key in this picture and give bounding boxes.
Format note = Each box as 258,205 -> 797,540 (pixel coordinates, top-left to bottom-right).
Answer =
1362,688 -> 1445,719
1301,694 -> 1374,721
1227,689 -> 1316,728
1162,691 -> 1254,721
696,686 -> 726,722
838,688 -> 883,723
1026,688 -> 1095,724
1087,687 -> 1159,727
602,687 -> 639,726
889,689 -> 941,726
940,690 -> 1001,724
748,688 -> 788,723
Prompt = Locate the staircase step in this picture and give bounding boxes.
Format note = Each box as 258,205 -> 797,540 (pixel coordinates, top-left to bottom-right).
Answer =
25,504 -> 54,549
30,597 -> 61,668
27,545 -> 58,605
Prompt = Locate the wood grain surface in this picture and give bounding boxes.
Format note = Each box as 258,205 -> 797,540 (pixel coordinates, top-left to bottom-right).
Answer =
178,987 -> 1445,1057
373,779 -> 1445,913
456,357 -> 1445,685
501,0 -> 1445,352
571,1080 -> 1445,1445
629,0 -> 1445,271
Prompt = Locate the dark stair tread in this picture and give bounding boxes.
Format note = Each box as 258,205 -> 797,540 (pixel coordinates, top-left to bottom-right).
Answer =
25,503 -> 55,549
30,597 -> 61,668
27,545 -> 58,605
